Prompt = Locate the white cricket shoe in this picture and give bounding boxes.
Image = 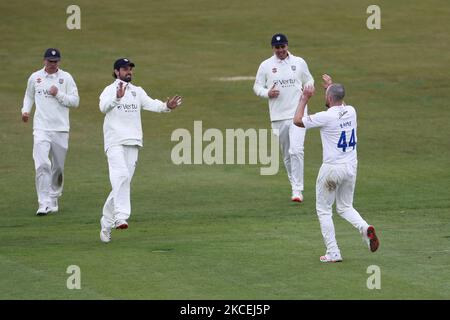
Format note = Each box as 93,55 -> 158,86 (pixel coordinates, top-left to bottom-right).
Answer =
363,225 -> 380,252
36,205 -> 50,216
115,220 -> 128,230
320,252 -> 343,263
291,191 -> 303,203
49,198 -> 58,213
100,228 -> 111,243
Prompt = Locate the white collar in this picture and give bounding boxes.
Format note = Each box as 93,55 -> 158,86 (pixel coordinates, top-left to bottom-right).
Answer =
329,103 -> 346,110
42,67 -> 59,77
274,51 -> 292,63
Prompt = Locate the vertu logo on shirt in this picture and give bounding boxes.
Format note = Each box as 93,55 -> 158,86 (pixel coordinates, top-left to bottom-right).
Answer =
37,89 -> 54,97
118,103 -> 138,112
273,79 -> 296,88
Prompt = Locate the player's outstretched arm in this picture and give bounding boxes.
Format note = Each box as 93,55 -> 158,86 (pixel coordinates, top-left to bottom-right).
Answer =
294,85 -> 314,127
166,95 -> 182,109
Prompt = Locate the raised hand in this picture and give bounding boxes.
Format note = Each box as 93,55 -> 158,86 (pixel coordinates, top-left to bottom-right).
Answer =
302,85 -> 315,99
166,95 -> 182,109
268,83 -> 280,98
116,82 -> 128,99
322,74 -> 333,89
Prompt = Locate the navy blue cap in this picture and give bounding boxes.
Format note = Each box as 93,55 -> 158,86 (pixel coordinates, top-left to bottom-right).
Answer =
114,58 -> 135,70
271,33 -> 288,46
44,48 -> 61,61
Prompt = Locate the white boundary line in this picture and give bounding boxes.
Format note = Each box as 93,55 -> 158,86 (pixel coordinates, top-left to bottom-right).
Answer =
212,76 -> 256,81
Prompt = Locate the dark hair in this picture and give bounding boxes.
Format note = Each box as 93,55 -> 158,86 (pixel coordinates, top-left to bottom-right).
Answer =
112,71 -> 117,78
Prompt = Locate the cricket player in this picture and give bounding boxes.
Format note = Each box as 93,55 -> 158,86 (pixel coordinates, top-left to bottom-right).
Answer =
293,74 -> 379,262
253,33 -> 314,202
21,48 -> 80,216
99,58 -> 182,243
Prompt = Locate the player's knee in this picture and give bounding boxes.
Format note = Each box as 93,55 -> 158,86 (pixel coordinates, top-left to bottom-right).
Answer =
336,205 -> 352,215
316,207 -> 332,217
36,163 -> 51,174
289,146 -> 304,157
111,168 -> 129,182
116,173 -> 129,183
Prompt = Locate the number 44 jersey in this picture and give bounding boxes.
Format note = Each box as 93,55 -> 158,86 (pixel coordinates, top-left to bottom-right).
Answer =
302,104 -> 357,165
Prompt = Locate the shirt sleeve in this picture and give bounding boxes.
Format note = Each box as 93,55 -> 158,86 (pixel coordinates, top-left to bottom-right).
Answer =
55,74 -> 80,108
140,88 -> 170,113
99,86 -> 121,114
253,62 -> 270,98
302,111 -> 330,129
299,58 -> 314,88
22,74 -> 35,114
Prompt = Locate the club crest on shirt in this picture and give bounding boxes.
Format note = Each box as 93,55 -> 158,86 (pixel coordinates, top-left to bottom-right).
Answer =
291,65 -> 296,71
59,78 -> 64,84
36,78 -> 42,83
131,91 -> 136,97
272,68 -> 277,73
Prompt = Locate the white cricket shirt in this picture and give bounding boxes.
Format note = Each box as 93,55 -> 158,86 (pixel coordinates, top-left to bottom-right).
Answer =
253,52 -> 314,121
99,79 -> 171,152
302,104 -> 358,165
22,68 -> 79,132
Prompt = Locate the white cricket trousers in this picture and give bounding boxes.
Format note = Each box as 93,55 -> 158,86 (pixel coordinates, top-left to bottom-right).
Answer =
33,130 -> 68,208
316,162 -> 369,254
271,119 -> 306,192
102,145 -> 139,229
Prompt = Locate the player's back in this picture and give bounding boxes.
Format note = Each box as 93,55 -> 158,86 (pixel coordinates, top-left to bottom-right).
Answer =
319,104 -> 358,165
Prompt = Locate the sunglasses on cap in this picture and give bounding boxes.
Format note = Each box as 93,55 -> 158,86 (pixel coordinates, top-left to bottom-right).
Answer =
274,44 -> 287,49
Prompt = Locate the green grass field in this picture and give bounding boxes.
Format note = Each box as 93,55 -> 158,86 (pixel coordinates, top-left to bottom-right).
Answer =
0,0 -> 449,299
